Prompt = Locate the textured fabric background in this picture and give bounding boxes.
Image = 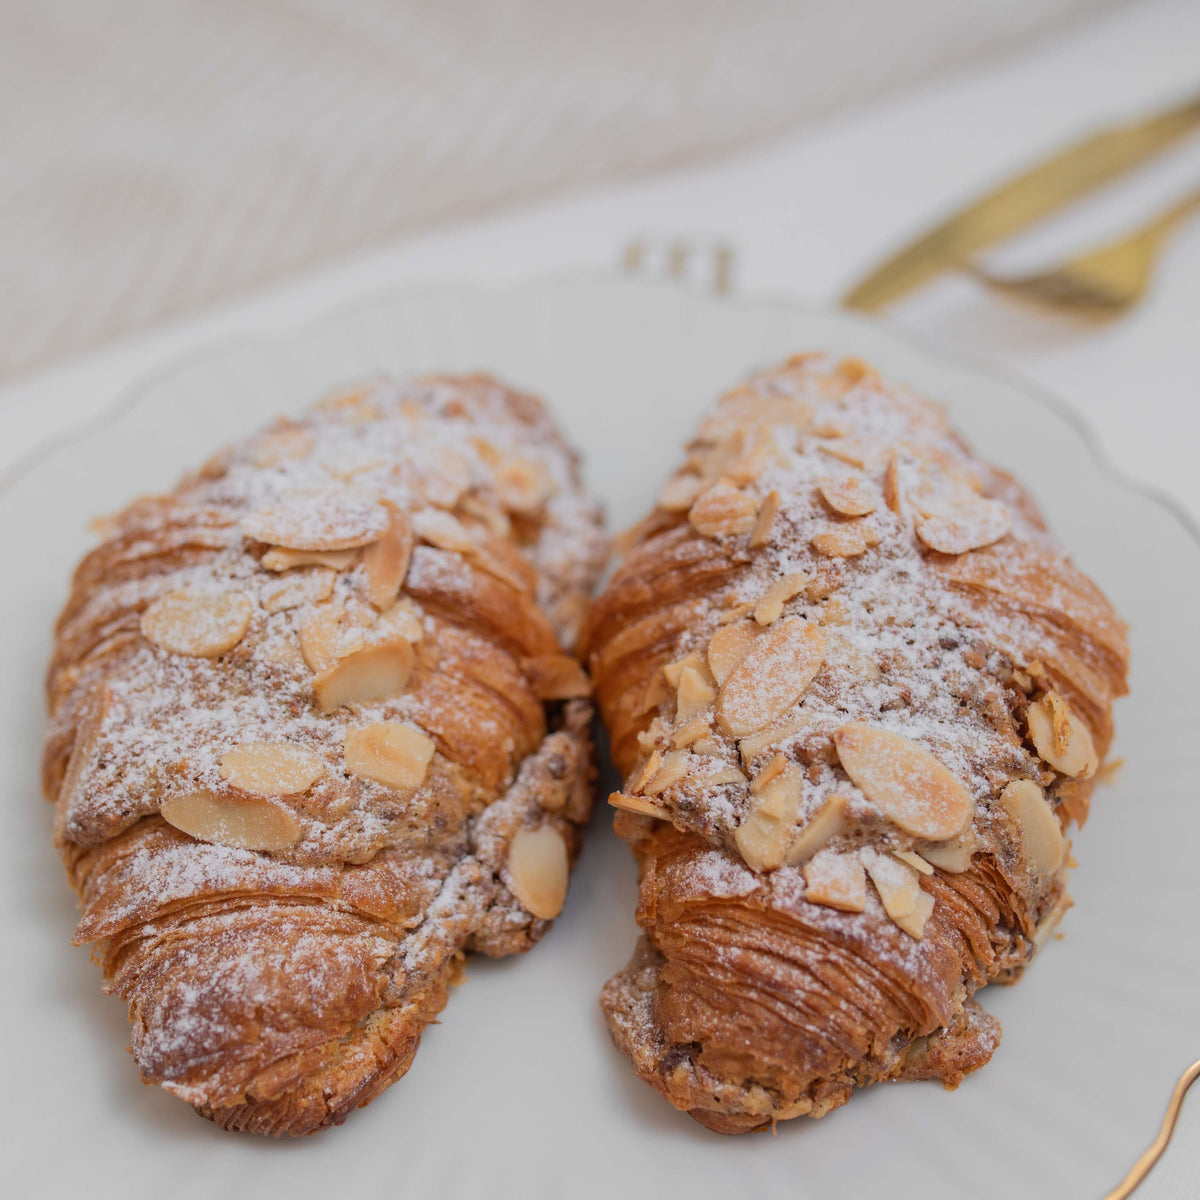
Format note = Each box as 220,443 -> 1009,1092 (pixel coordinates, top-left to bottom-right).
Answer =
1,0 -> 1121,379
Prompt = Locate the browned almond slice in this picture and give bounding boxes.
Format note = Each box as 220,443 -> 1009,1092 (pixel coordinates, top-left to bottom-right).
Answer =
738,711 -> 812,765
784,793 -> 849,867
883,455 -> 902,515
314,639 -> 414,712
688,479 -> 759,538
299,603 -> 359,673
1026,692 -> 1098,779
412,508 -> 477,554
676,665 -> 717,720
411,446 -> 473,509
819,439 -> 882,471
362,502 -> 413,610
252,426 -> 315,468
507,825 -> 570,919
811,522 -> 871,558
1000,779 -> 1065,877
343,721 -> 434,789
717,617 -> 825,738
893,849 -> 934,876
864,850 -> 933,938
803,849 -> 867,912
219,742 -> 324,796
750,752 -> 788,793
917,830 -> 977,873
141,589 -> 254,658
315,384 -> 378,422
672,716 -> 710,748
609,791 -> 667,819
915,497 -> 1011,555
754,571 -> 810,626
748,488 -> 781,548
160,789 -> 300,851
644,749 -> 690,796
811,419 -> 852,438
833,723 -> 973,841
243,489 -> 389,551
522,654 -> 593,700
717,600 -> 756,625
261,546 -> 360,572
458,494 -> 512,538
494,457 -> 557,514
376,599 -> 425,644
707,620 -> 761,685
658,472 -> 705,512
261,568 -> 335,614
706,764 -> 748,786
819,476 -> 879,517
734,763 -> 805,871
662,652 -> 707,689
822,631 -> 882,682
632,748 -> 663,792
697,393 -> 813,442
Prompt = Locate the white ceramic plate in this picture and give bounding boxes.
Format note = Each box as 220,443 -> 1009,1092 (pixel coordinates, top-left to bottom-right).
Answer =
3,279 -> 1196,1200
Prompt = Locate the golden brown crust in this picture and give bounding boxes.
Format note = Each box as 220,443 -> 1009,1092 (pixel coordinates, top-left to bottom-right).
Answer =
583,354 -> 1128,1131
44,373 -> 606,1135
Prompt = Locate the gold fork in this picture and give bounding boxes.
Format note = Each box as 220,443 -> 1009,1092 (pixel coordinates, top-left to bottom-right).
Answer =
967,185 -> 1200,314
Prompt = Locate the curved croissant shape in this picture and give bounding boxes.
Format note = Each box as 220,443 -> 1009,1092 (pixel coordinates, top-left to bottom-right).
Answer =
582,355 -> 1128,1133
44,374 -> 606,1135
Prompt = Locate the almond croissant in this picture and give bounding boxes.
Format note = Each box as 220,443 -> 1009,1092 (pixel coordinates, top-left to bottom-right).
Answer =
44,374 -> 606,1135
582,355 -> 1128,1133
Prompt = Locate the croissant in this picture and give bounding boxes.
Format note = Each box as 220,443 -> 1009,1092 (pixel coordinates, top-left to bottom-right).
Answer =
582,354 -> 1128,1133
43,374 -> 606,1135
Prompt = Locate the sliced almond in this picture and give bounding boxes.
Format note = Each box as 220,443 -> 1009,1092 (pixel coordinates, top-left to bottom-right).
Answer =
261,546 -> 360,572
819,476 -> 879,517
750,752 -> 788,793
717,617 -> 825,738
917,830 -> 977,873
252,426 -> 315,468
243,489 -> 389,551
141,589 -> 254,658
261,568 -> 335,614
522,654 -> 592,700
734,763 -> 805,871
672,716 -> 711,748
676,665 -> 717,720
705,764 -> 748,786
494,457 -> 557,514
160,790 -> 300,851
717,601 -> 756,625
738,711 -> 811,766
803,849 -> 867,912
707,620 -> 762,686
688,479 -> 758,538
663,652 -> 708,689
300,603 -> 361,673
633,749 -> 663,793
507,825 -> 570,919
362,502 -> 414,610
658,472 -> 705,512
697,393 -> 813,442
644,749 -> 690,797
893,849 -> 934,876
783,792 -> 849,867
343,721 -> 434,789
833,723 -> 973,841
753,571 -> 810,626
915,497 -> 1011,555
811,419 -> 852,439
609,791 -> 667,819
883,455 -> 903,515
822,631 -> 882,682
820,439 -> 882,471
375,598 -> 425,645
748,488 -> 781,548
412,508 -> 477,554
864,850 -> 933,938
313,639 -> 414,712
1026,691 -> 1097,779
219,742 -> 324,796
1001,779 -> 1065,877
812,522 -> 873,558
